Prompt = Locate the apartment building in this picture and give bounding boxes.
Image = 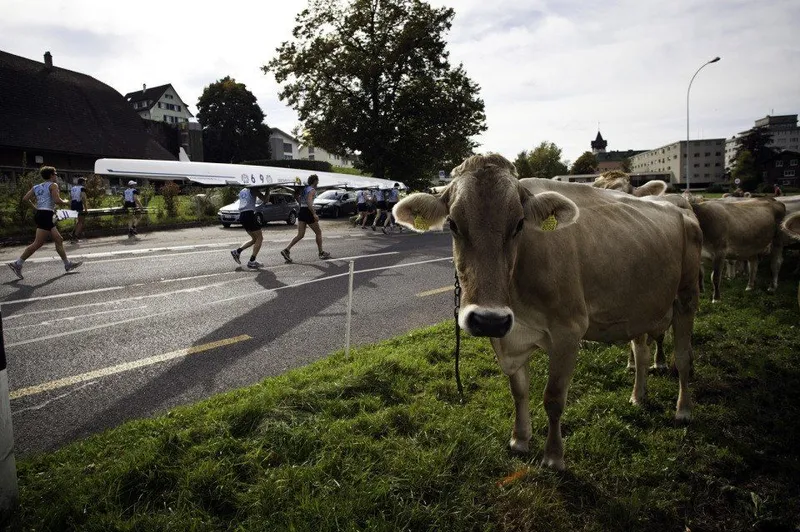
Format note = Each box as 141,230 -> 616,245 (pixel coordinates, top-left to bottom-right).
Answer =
124,84 -> 194,126
630,139 -> 725,188
725,114 -> 800,170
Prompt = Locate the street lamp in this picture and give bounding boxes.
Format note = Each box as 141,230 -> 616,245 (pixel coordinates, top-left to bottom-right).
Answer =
686,56 -> 721,191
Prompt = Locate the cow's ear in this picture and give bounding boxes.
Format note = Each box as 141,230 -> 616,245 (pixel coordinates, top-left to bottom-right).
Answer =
524,191 -> 579,231
633,180 -> 667,197
782,212 -> 800,240
393,193 -> 449,232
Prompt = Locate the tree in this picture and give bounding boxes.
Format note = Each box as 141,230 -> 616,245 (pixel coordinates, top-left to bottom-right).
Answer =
731,150 -> 760,192
733,127 -> 775,176
264,0 -> 486,191
196,76 -> 272,164
513,142 -> 569,179
570,151 -> 598,175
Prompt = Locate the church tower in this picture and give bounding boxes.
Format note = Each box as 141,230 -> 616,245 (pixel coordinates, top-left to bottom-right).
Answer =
591,131 -> 607,154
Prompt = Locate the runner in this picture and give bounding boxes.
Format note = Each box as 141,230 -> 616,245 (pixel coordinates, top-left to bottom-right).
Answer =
280,175 -> 331,263
7,166 -> 82,280
123,180 -> 143,238
68,177 -> 88,242
230,187 -> 268,269
371,187 -> 386,231
353,188 -> 369,228
382,182 -> 402,234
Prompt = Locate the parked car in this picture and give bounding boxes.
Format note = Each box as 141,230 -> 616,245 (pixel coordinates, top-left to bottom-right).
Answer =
218,191 -> 298,227
313,189 -> 358,218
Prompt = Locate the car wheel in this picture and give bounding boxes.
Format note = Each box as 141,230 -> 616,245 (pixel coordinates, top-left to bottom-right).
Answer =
332,206 -> 340,218
255,212 -> 265,226
287,211 -> 297,225
222,223 -> 231,228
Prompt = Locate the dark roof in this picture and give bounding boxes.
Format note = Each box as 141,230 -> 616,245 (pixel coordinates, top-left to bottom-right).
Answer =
124,83 -> 170,105
0,50 -> 175,160
596,150 -> 645,162
591,131 -> 607,150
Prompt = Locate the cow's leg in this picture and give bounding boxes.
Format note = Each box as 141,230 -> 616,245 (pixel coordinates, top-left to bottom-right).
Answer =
507,362 -> 532,453
541,347 -> 578,471
711,256 -> 724,302
672,298 -> 695,421
630,334 -> 651,406
626,348 -> 635,372
746,257 -> 759,291
768,239 -> 784,293
652,332 -> 667,371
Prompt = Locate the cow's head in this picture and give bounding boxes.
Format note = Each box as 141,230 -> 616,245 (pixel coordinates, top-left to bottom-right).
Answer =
593,173 -> 667,197
393,154 -> 578,338
783,212 -> 800,240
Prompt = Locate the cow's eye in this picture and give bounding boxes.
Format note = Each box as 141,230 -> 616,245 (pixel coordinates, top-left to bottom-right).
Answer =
448,217 -> 459,234
513,218 -> 524,236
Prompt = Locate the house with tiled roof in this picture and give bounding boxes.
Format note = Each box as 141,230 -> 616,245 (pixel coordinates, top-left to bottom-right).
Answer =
124,84 -> 194,126
0,50 -> 175,184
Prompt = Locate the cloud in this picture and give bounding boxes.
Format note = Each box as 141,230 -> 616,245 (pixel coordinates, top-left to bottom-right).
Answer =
1,0 -> 797,165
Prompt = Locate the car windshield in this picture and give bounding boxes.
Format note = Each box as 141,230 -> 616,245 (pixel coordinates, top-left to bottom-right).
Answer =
317,190 -> 343,200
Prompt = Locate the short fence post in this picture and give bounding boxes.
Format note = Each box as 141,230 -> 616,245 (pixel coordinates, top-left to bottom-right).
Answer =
344,260 -> 355,357
0,306 -> 19,523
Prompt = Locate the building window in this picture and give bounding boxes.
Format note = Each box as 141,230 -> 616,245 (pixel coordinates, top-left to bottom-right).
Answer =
308,146 -> 315,154
704,173 -> 710,178
704,152 -> 710,156
715,152 -> 721,156
177,105 -> 181,112
693,163 -> 700,168
776,160 -> 784,167
791,159 -> 798,166
165,94 -> 173,99
784,169 -> 796,177
283,142 -> 292,153
715,162 -> 720,166
158,102 -> 163,109
704,163 -> 710,167
694,153 -> 699,157
308,155 -> 315,161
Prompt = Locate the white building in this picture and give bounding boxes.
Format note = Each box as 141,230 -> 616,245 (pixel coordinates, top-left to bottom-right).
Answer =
630,139 -> 725,188
298,144 -> 356,168
124,84 -> 193,125
725,114 -> 800,170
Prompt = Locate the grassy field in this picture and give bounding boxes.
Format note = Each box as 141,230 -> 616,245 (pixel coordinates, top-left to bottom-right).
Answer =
5,261 -> 800,531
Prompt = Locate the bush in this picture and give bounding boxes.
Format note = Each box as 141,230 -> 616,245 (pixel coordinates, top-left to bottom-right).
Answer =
138,184 -> 155,206
84,174 -> 107,205
220,186 -> 239,206
161,181 -> 181,217
12,171 -> 38,224
192,194 -> 218,217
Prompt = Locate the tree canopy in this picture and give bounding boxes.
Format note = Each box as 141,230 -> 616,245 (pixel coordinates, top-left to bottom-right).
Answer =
196,76 -> 272,164
264,0 -> 486,191
731,150 -> 760,192
570,151 -> 598,175
513,142 -> 569,179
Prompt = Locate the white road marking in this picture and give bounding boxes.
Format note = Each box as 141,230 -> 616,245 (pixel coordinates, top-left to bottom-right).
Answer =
322,251 -> 398,262
10,335 -> 252,400
4,305 -> 148,331
17,242 -> 242,263
12,381 -> 99,414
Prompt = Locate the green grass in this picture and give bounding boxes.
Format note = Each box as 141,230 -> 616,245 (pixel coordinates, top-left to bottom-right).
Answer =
7,262 -> 800,531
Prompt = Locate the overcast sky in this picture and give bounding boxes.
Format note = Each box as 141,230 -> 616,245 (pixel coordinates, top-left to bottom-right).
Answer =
1,0 -> 798,165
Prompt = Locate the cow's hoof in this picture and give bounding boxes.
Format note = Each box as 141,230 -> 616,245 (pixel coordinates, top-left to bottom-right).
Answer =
651,363 -> 668,374
541,456 -> 566,471
675,409 -> 692,423
629,394 -> 646,407
509,438 -> 529,454
767,287 -> 776,293
712,299 -> 720,304
745,286 -> 754,292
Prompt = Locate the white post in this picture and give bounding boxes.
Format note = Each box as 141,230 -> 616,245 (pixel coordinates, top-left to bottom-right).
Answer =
686,56 -> 721,191
0,307 -> 19,523
344,260 -> 355,357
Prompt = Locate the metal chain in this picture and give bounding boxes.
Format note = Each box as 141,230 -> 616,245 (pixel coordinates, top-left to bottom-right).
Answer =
453,269 -> 464,401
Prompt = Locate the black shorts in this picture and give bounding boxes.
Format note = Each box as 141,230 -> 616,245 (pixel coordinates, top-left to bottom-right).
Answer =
386,201 -> 397,213
124,201 -> 136,210
377,201 -> 387,210
240,210 -> 261,232
357,203 -> 368,212
71,200 -> 84,212
35,210 -> 56,231
298,207 -> 315,224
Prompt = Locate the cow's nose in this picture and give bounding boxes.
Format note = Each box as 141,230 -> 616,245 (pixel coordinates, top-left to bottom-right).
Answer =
466,310 -> 513,338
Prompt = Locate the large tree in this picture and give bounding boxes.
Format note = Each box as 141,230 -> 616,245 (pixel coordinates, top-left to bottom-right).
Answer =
731,150 -> 760,192
733,127 -> 775,176
570,151 -> 598,175
264,0 -> 486,190
513,142 -> 569,179
196,76 -> 272,164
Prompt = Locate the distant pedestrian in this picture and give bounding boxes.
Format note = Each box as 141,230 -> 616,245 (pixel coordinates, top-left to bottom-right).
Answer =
382,182 -> 402,234
7,166 -> 82,280
353,188 -> 369,228
281,175 -> 331,263
774,184 -> 782,197
68,177 -> 88,242
371,187 -> 386,231
230,187 -> 268,269
123,180 -> 143,238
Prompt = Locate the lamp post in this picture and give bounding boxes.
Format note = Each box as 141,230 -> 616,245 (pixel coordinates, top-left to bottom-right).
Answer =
686,56 -> 720,191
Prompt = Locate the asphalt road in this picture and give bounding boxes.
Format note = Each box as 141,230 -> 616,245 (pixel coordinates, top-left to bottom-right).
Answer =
0,219 -> 455,456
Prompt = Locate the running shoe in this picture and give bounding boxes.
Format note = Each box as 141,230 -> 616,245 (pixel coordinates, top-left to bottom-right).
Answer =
319,251 -> 331,259
7,262 -> 23,280
231,249 -> 241,264
281,249 -> 292,263
247,260 -> 263,269
65,261 -> 83,272
381,227 -> 387,234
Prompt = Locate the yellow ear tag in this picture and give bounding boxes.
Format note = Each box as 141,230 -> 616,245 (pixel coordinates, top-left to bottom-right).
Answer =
540,214 -> 558,231
413,215 -> 430,231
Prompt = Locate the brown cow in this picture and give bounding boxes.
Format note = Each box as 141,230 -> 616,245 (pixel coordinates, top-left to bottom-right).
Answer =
393,154 -> 701,470
592,171 -> 668,197
689,198 -> 786,302
781,212 -> 800,309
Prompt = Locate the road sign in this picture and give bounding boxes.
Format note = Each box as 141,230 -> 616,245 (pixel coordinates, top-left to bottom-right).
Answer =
734,178 -> 741,185
438,170 -> 445,179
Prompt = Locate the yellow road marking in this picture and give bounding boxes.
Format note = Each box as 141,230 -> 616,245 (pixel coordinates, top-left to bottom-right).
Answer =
416,286 -> 452,297
10,334 -> 252,400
